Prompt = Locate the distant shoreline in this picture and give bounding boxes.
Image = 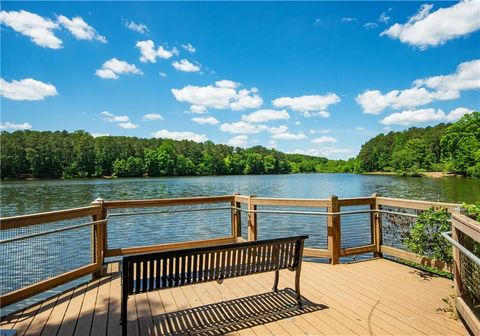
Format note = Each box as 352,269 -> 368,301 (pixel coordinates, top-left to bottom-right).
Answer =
362,171 -> 463,178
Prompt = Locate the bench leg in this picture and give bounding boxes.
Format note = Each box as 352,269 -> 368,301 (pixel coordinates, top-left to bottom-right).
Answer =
272,270 -> 279,292
295,268 -> 302,308
121,297 -> 127,336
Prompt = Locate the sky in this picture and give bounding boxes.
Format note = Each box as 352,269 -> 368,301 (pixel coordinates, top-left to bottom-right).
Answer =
1,1 -> 479,159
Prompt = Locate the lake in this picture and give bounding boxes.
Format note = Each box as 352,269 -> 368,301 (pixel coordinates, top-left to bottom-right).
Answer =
1,173 -> 479,217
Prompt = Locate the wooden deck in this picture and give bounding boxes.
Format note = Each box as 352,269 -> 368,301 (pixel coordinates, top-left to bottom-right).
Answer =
1,259 -> 467,335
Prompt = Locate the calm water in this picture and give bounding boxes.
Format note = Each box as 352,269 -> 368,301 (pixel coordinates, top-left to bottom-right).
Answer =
1,173 -> 479,313
1,173 -> 479,216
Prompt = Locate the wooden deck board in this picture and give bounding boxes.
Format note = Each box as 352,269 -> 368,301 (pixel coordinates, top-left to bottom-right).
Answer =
1,259 -> 467,336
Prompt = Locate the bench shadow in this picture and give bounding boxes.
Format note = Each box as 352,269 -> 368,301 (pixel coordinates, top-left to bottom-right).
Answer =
153,288 -> 327,335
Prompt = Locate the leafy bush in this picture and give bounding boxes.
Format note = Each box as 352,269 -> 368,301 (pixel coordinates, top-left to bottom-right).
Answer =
404,208 -> 452,263
462,202 -> 480,221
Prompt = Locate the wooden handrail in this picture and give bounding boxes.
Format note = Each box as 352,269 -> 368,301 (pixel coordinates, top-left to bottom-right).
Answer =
102,195 -> 235,209
377,196 -> 459,211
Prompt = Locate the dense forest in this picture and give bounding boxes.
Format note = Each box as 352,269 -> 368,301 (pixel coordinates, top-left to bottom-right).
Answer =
357,112 -> 480,177
0,131 -> 356,179
1,112 -> 478,179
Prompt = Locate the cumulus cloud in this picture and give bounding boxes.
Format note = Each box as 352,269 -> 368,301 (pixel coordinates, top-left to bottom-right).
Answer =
0,122 -> 32,130
309,129 -> 331,134
101,111 -> 130,123
380,107 -> 474,126
381,1 -> 480,49
311,136 -> 337,144
152,129 -> 207,142
294,147 -> 354,159
357,59 -> 479,114
172,80 -> 263,111
182,43 -> 196,53
220,121 -> 268,134
142,113 -> 163,121
125,20 -> 149,34
272,132 -> 307,140
118,122 -> 139,129
1,78 -> 58,101
0,10 -> 62,49
413,59 -> 480,92
192,116 -> 219,125
95,58 -> 142,79
356,87 -> 459,114
92,133 -> 110,138
228,135 -> 248,147
57,15 -> 106,42
136,40 -> 178,63
172,59 -> 201,72
241,109 -> 290,123
272,93 -> 340,117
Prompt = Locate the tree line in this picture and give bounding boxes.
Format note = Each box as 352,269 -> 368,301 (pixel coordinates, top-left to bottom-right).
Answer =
1,111 -> 478,179
356,112 -> 480,177
0,131 -> 355,179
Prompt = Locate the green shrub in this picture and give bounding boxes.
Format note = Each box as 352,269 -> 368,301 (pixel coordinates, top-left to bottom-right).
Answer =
404,208 -> 452,263
462,202 -> 480,221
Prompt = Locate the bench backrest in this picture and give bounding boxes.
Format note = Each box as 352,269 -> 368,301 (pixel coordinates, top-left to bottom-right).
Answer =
122,235 -> 308,295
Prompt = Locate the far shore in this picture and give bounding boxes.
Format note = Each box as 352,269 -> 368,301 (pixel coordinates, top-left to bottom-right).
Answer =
362,171 -> 462,178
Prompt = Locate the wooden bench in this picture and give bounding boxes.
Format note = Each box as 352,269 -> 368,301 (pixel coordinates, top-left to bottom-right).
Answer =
121,235 -> 308,335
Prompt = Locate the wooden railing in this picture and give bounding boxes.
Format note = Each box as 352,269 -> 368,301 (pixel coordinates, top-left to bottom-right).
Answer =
449,212 -> 480,335
0,194 -> 461,309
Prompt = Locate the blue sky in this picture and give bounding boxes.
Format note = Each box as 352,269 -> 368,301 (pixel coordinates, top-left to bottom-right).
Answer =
1,1 -> 479,159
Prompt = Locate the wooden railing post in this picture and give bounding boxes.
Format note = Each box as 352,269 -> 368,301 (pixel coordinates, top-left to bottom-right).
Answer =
232,194 -> 242,242
452,225 -> 462,297
327,195 -> 340,265
91,198 -> 106,279
371,193 -> 382,258
247,195 -> 257,241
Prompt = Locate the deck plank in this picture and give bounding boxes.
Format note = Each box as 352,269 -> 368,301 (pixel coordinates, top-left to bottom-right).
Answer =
1,259 -> 467,336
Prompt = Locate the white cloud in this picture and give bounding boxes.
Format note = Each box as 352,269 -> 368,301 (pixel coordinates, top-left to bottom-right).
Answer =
172,81 -> 263,111
0,78 -> 58,101
228,135 -> 248,147
136,40 -> 178,63
364,22 -> 378,29
272,93 -> 340,117
309,129 -> 331,134
172,59 -> 201,72
95,58 -> 142,79
215,80 -> 239,89
220,121 -> 268,134
0,121 -> 32,130
159,72 -> 167,78
341,17 -> 357,22
295,121 -> 301,125
192,116 -> 219,125
356,87 -> 458,114
356,127 -> 365,131
125,21 -> 149,34
413,59 -> 480,92
380,107 -> 474,126
0,10 -> 61,49
294,147 -> 354,158
57,15 -> 106,43
272,132 -> 307,140
357,59 -> 479,114
189,105 -> 208,114
381,1 -> 480,49
241,109 -> 290,123
378,10 -> 392,24
118,121 -> 139,129
267,139 -> 277,148
152,129 -> 207,142
182,43 -> 196,53
91,133 -> 110,138
142,113 -> 163,121
268,125 -> 289,134
101,111 -> 130,123
311,136 -> 337,144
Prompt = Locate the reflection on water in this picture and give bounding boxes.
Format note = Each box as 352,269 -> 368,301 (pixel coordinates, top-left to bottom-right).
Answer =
1,174 -> 479,216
